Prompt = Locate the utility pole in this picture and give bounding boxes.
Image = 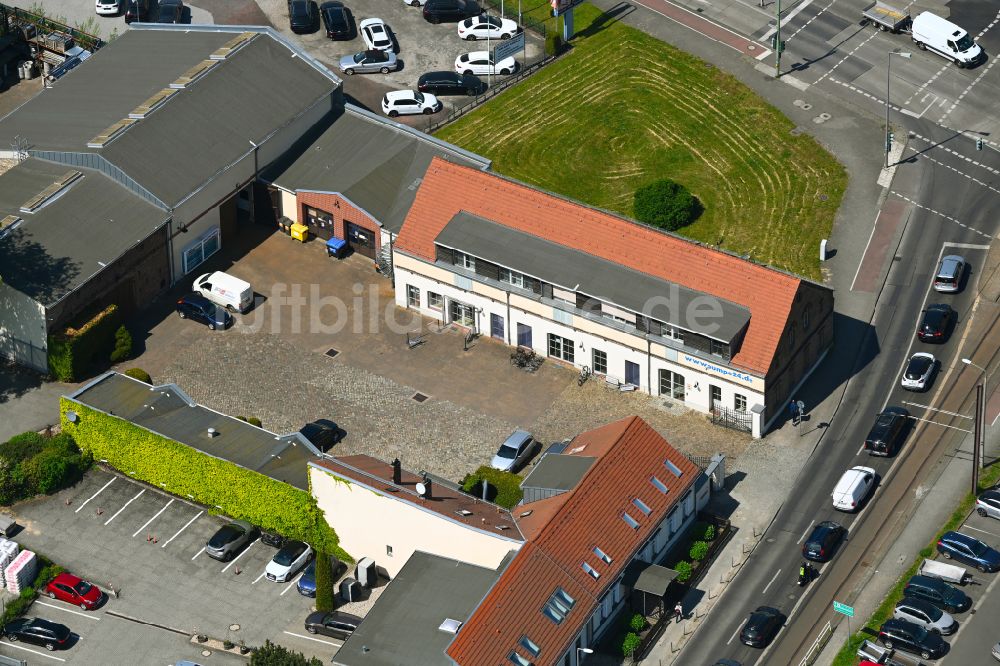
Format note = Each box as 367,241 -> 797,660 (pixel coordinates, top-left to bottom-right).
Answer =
774,0 -> 781,77
974,384 -> 983,494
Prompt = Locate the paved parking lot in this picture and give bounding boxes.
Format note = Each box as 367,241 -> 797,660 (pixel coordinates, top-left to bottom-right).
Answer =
0,468 -> 376,664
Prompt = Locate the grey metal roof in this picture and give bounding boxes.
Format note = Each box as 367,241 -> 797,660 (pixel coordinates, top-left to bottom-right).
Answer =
436,212 -> 752,341
333,551 -> 503,666
0,159 -> 167,306
265,105 -> 490,234
621,560 -> 678,596
67,373 -> 319,490
521,454 -> 595,492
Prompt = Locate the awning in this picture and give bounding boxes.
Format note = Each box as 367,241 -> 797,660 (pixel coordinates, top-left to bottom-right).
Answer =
622,561 -> 679,597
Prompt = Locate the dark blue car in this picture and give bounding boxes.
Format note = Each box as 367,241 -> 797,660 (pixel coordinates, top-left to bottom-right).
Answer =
937,531 -> 1000,573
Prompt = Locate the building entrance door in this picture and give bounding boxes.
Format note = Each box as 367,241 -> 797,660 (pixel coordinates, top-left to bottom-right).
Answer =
347,223 -> 376,258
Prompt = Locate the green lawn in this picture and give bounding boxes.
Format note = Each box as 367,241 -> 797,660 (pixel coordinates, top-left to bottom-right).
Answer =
436,4 -> 846,280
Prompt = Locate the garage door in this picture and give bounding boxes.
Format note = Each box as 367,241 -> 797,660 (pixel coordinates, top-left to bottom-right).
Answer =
347,223 -> 375,259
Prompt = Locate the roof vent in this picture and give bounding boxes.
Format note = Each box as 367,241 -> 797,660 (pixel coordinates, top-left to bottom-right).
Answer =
20,170 -> 83,212
455,509 -> 472,517
439,618 -> 463,634
209,31 -> 255,60
88,118 -> 136,148
0,215 -> 22,239
519,510 -> 533,518
207,428 -> 218,438
170,59 -> 219,89
129,88 -> 179,119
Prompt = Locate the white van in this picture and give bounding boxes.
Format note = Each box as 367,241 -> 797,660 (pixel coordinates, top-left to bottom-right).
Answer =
831,466 -> 876,512
192,271 -> 253,313
911,12 -> 984,68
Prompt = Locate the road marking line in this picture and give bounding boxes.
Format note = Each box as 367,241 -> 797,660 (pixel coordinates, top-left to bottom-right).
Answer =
762,568 -> 782,594
221,539 -> 258,573
163,510 -> 203,548
191,547 -> 206,561
726,623 -> 741,645
762,0 -> 818,40
815,30 -> 878,85
0,640 -> 66,661
132,499 -> 175,538
939,11 -> 1000,123
797,520 -> 815,545
632,0 -> 766,57
253,570 -> 267,584
850,209 -> 882,292
104,489 -> 144,526
282,630 -> 341,647
889,192 -> 991,239
904,148 -> 1000,198
281,572 -> 304,596
911,132 -> 1000,168
75,477 -> 115,513
34,600 -> 101,620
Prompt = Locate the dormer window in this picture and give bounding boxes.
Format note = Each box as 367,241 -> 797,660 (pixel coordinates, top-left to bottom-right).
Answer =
500,268 -> 525,288
456,252 -> 476,271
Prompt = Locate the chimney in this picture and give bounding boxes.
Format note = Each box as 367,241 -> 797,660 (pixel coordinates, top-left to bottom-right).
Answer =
391,458 -> 402,485
207,428 -> 218,438
421,475 -> 433,499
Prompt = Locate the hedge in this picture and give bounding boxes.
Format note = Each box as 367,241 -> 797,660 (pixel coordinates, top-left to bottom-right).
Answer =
61,398 -> 348,562
315,553 -> 335,612
48,304 -> 122,381
460,466 -> 524,509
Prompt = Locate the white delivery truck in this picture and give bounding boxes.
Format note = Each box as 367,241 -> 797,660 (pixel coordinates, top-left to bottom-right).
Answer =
193,271 -> 253,313
911,12 -> 985,68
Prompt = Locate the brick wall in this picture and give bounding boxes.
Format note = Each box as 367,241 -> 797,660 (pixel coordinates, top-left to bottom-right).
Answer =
296,192 -> 382,252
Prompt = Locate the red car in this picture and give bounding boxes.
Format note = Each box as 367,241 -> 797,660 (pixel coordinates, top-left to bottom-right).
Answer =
44,573 -> 103,610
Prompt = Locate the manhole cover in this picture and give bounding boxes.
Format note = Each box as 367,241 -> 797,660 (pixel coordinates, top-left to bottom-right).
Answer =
412,392 -> 429,403
325,348 -> 340,358
230,624 -> 240,631
201,650 -> 212,657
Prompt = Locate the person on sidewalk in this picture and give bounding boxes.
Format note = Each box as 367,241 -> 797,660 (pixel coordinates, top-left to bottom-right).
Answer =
674,602 -> 683,623
789,399 -> 800,426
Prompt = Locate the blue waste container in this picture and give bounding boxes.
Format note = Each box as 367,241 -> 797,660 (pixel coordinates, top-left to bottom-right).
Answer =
326,237 -> 348,259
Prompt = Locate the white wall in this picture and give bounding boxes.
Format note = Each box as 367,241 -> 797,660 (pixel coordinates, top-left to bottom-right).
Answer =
0,282 -> 46,372
310,466 -> 521,577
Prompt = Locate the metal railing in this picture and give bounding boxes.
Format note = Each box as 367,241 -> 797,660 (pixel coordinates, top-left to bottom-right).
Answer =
2,4 -> 105,52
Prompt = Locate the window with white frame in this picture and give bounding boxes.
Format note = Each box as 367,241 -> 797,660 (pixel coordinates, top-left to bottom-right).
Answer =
734,393 -> 747,412
428,292 -> 443,312
658,369 -> 685,401
592,349 -> 607,375
406,285 -> 420,308
457,252 -> 476,271
601,303 -> 636,325
663,323 -> 684,342
499,268 -> 525,288
547,334 -> 575,363
181,227 -> 220,274
552,286 -> 576,305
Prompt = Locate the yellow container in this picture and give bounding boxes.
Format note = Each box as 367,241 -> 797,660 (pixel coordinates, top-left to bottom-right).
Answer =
290,223 -> 309,243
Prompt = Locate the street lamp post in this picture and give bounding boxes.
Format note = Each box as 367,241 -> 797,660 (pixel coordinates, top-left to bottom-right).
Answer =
963,358 -> 990,492
577,647 -> 594,663
885,50 -> 911,168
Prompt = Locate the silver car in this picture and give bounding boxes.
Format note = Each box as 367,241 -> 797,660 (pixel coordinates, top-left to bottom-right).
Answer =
901,352 -> 936,392
933,255 -> 965,293
338,49 -> 398,75
893,598 -> 956,635
489,430 -> 536,472
205,520 -> 257,561
977,490 -> 1000,519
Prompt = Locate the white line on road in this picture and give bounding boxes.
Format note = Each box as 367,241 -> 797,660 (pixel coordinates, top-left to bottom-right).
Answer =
961,524 -> 1000,540
850,209 -> 882,292
253,570 -> 267,584
0,640 -> 67,661
761,0 -> 817,40
221,539 -> 258,573
762,568 -> 782,595
104,489 -> 144,525
726,623 -> 742,645
132,499 -> 175,538
34,600 -> 101,620
281,573 -> 304,596
282,631 -> 341,647
75,477 -> 115,513
797,520 -> 815,545
163,510 -> 203,548
191,547 -> 206,561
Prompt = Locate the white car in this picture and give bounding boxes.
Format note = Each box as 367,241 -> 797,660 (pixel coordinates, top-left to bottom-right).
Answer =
95,0 -> 122,15
360,18 -> 393,51
457,14 -> 519,40
381,90 -> 441,117
265,540 -> 313,582
901,352 -> 936,392
831,466 -> 875,511
455,51 -> 516,76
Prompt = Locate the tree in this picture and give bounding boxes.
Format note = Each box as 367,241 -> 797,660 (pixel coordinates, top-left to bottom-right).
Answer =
109,325 -> 133,363
633,179 -> 701,231
250,640 -> 323,666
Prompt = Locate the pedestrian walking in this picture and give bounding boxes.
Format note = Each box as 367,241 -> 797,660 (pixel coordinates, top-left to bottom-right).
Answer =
674,602 -> 683,623
789,399 -> 800,426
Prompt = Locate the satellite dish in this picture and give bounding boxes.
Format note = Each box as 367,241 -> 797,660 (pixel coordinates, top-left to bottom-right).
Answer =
416,482 -> 427,496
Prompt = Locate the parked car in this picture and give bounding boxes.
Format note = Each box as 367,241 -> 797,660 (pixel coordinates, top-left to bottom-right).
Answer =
455,51 -> 516,75
95,0 -> 123,15
266,540 -> 313,582
381,90 -> 441,117
904,575 -> 971,613
176,293 -> 233,331
418,70 -> 486,96
44,573 -> 103,610
739,606 -> 783,648
933,255 -> 966,293
339,49 -> 398,75
289,0 -> 318,33
423,0 -> 482,23
124,0 -> 150,22
156,0 -> 184,23
2,617 -> 71,651
802,521 -> 845,562
976,489 -> 1000,519
457,14 -> 519,40
993,641 -> 1000,661
878,618 -> 948,659
321,1 -> 354,39
304,610 -> 363,639
490,429 -> 536,471
864,407 -> 909,457
893,598 -> 957,635
205,520 -> 258,562
297,554 -> 346,596
831,466 -> 876,512
299,419 -> 343,451
937,531 -> 1000,572
360,18 -> 393,51
193,270 -> 253,313
901,352 -> 936,392
918,304 -> 955,342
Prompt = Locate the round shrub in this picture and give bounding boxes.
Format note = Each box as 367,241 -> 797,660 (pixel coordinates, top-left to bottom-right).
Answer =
628,612 -> 647,632
124,368 -> 152,384
674,560 -> 693,583
633,179 -> 701,231
109,325 -> 133,363
689,540 -> 709,562
621,631 -> 641,657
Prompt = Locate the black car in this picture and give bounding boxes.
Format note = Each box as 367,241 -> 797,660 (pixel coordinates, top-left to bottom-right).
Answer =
176,293 -> 233,331
300,419 -> 343,451
321,1 -> 354,39
739,606 -> 783,648
918,304 -> 955,342
802,521 -> 845,562
878,618 -> 948,659
423,0 -> 482,24
304,610 -> 363,639
904,575 -> 971,614
864,407 -> 909,457
418,70 -> 487,96
156,0 -> 184,23
124,0 -> 150,23
289,0 -> 319,33
3,617 -> 71,651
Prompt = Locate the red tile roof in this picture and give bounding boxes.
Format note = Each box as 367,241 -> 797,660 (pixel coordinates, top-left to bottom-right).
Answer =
446,416 -> 700,666
394,157 -> 805,374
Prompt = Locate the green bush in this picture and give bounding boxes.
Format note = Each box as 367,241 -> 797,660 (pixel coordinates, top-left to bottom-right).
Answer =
460,466 -> 524,509
545,31 -> 563,56
109,325 -> 133,363
124,368 -> 152,384
61,398 -> 347,562
251,640 -> 323,666
674,560 -> 692,583
621,631 -> 641,657
0,431 -> 46,465
704,524 -> 716,541
628,612 -> 647,632
315,553 -> 335,612
0,432 -> 90,502
48,304 -> 122,381
237,416 -> 263,428
0,588 -> 37,627
689,540 -> 709,562
633,179 -> 701,232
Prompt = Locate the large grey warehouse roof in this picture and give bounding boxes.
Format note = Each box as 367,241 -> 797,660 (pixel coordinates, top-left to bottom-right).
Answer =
332,551 -> 504,666
67,373 -> 319,490
436,212 -> 752,342
0,159 -> 167,305
265,105 -> 489,234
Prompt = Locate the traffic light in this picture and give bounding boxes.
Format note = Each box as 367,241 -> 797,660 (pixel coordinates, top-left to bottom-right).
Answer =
976,137 -> 984,151
887,131 -> 894,152
770,36 -> 786,53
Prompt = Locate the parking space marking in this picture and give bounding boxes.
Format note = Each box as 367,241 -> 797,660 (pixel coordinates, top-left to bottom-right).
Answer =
163,510 -> 203,548
75,477 -> 116,513
0,640 -> 67,661
34,600 -> 101,621
191,547 -> 206,561
961,524 -> 1000,540
281,573 -> 304,596
282,630 -> 341,647
132,498 -> 175,538
104,489 -> 145,525
221,539 -> 258,573
253,570 -> 268,584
